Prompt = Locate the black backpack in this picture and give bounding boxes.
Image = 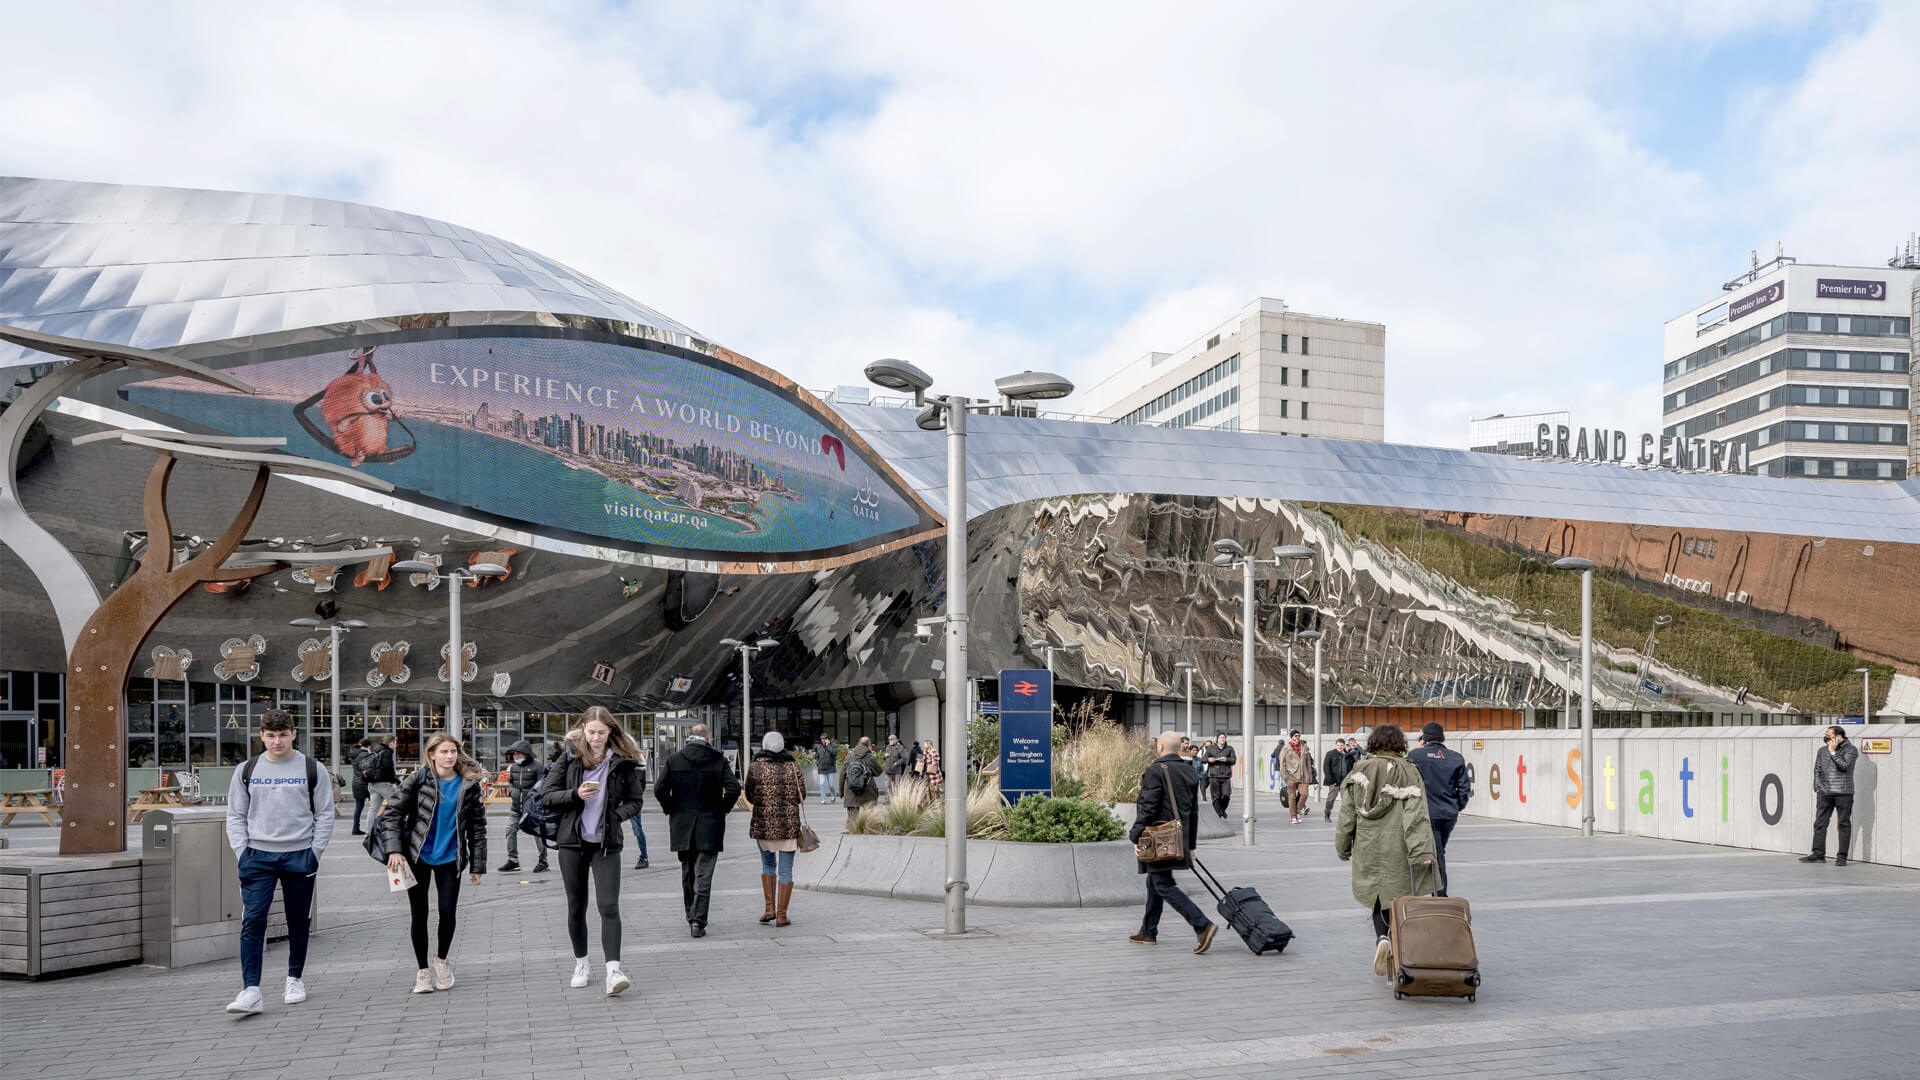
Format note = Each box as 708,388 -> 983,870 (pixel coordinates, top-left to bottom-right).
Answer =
846,755 -> 873,794
240,752 -> 322,817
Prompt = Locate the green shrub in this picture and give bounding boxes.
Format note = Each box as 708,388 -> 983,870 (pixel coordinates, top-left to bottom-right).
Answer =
967,716 -> 998,768
1003,795 -> 1124,844
1051,774 -> 1088,800
793,749 -> 817,768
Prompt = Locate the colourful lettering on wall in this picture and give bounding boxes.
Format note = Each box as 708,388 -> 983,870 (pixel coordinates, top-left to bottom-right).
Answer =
1565,750 -> 1582,810
1516,755 -> 1527,803
1488,764 -> 1501,800
1679,757 -> 1695,818
1638,770 -> 1654,815
1759,773 -> 1783,825
1603,755 -> 1616,811
1721,756 -> 1730,822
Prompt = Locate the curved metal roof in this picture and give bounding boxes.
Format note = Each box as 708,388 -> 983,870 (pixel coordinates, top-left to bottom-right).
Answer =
0,176 -> 701,370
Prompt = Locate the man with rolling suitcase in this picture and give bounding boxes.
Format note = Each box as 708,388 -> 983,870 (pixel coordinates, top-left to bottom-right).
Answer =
1127,730 -> 1217,953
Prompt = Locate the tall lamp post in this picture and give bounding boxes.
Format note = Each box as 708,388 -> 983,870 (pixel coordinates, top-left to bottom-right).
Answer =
289,615 -> 368,775
721,636 -> 779,773
1552,556 -> 1596,837
391,560 -> 508,740
1854,667 -> 1872,724
1296,629 -> 1324,785
1027,638 -> 1083,675
1174,661 -> 1196,741
1210,540 -> 1316,846
864,359 -> 1074,935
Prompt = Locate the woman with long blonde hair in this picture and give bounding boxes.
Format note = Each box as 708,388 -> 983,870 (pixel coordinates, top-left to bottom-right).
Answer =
378,731 -> 487,995
537,706 -> 645,996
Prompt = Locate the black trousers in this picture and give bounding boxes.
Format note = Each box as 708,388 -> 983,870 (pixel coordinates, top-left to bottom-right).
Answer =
1812,792 -> 1853,859
1207,776 -> 1232,818
406,860 -> 461,969
559,841 -> 622,962
680,850 -> 719,926
1372,900 -> 1391,939
1141,869 -> 1208,938
1430,816 -> 1456,897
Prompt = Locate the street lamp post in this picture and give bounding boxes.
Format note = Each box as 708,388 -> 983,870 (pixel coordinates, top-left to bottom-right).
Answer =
391,560 -> 508,740
1027,638 -> 1083,676
865,359 -> 1073,935
1854,667 -> 1871,724
1211,541 -> 1316,846
289,615 -> 368,776
1296,630 -> 1324,800
1174,661 -> 1195,741
721,636 -> 780,772
1553,557 -> 1596,837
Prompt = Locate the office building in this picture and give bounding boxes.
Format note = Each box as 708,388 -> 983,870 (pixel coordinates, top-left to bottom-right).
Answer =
1080,297 -> 1385,440
1468,411 -> 1570,457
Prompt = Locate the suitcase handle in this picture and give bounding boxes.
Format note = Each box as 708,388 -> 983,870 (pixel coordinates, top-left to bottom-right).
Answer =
1409,858 -> 1441,897
1189,855 -> 1226,902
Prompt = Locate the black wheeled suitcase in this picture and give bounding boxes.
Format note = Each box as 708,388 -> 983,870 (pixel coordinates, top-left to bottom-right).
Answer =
1191,856 -> 1292,955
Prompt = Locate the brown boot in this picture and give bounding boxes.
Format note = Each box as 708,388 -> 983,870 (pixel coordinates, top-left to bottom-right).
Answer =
758,874 -> 777,923
774,881 -> 792,927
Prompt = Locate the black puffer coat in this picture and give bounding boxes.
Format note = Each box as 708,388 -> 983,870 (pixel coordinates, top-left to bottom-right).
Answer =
348,746 -> 371,798
538,752 -> 646,852
657,740 -> 742,852
377,767 -> 488,873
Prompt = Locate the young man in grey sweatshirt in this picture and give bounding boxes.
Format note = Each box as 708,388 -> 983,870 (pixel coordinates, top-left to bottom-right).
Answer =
223,709 -> 334,1015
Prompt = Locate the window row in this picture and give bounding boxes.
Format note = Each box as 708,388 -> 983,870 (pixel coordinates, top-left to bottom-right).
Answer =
1716,420 -> 1909,459
1665,312 -> 1912,381
1666,384 -> 1910,439
1759,457 -> 1908,480
1277,366 -> 1309,387
1664,348 -> 1909,413
1166,385 -> 1240,429
1117,354 -> 1241,425
1279,335 -> 1309,355
1277,399 -> 1310,421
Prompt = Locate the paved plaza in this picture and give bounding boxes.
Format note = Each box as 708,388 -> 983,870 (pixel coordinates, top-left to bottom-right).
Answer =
4,793 -> 1917,1079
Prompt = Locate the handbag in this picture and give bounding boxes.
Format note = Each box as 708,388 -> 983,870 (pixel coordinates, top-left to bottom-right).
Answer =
795,773 -> 821,854
1133,765 -> 1188,864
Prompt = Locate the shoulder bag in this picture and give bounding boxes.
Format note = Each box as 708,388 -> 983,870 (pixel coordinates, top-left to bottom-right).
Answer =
1134,765 -> 1187,864
795,769 -> 821,853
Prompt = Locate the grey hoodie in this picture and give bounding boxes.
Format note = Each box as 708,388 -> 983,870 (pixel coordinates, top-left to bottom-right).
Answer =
226,751 -> 335,855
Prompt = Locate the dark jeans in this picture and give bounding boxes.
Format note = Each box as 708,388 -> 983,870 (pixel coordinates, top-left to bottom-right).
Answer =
680,850 -> 719,926
1141,869 -> 1208,938
406,859 -> 461,969
559,841 -> 622,962
351,793 -> 368,831
237,847 -> 317,989
1207,776 -> 1232,818
630,812 -> 648,859
504,792 -> 547,862
1430,816 -> 1456,896
1812,792 -> 1853,859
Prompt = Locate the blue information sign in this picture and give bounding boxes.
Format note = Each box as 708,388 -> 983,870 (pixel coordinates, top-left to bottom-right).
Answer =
998,668 -> 1053,803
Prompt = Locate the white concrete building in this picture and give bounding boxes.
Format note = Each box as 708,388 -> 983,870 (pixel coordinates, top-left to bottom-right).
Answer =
1663,254 -> 1918,481
1468,411 -> 1570,457
1081,297 -> 1385,440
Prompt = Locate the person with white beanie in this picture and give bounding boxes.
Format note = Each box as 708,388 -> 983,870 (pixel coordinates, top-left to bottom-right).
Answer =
745,730 -> 808,927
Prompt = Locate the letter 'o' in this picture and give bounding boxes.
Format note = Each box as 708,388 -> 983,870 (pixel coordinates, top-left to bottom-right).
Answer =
1759,773 -> 1783,826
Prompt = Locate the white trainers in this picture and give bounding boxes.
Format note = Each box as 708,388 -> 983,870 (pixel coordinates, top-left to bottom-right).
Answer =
431,957 -> 455,991
605,963 -> 631,997
282,976 -> 307,1004
225,986 -> 263,1015
569,958 -> 591,989
412,968 -> 434,994
1372,935 -> 1394,977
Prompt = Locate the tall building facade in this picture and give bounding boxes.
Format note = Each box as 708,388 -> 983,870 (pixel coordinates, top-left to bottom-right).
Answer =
1468,410 -> 1570,457
1663,256 -> 1918,481
1082,297 -> 1385,440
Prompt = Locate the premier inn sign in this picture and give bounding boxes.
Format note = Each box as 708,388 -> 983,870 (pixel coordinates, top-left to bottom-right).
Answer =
1536,422 -> 1751,475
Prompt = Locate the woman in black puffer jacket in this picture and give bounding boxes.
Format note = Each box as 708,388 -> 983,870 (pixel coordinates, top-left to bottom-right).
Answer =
378,732 -> 487,995
537,706 -> 646,996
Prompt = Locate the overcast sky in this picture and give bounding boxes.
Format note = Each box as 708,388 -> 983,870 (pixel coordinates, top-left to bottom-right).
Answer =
4,1 -> 1914,448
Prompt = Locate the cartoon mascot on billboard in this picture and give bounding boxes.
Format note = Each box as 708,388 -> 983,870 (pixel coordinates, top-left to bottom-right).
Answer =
293,346 -> 416,466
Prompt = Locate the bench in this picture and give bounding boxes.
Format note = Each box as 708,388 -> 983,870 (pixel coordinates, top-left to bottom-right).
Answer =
0,790 -> 60,827
127,786 -> 185,822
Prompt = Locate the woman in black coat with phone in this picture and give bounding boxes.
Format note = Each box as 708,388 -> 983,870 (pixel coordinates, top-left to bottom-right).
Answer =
538,705 -> 646,996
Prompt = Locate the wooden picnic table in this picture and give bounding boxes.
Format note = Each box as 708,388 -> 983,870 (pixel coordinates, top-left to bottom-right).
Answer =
0,789 -> 62,827
127,785 -> 185,822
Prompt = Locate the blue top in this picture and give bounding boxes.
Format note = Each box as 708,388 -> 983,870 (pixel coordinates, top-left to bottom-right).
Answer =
422,777 -> 461,866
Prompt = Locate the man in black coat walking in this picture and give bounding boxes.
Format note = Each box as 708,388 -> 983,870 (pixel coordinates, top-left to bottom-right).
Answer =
656,724 -> 742,937
1199,734 -> 1236,819
1320,738 -> 1352,821
1128,730 -> 1218,953
1407,722 -> 1472,896
347,737 -> 372,835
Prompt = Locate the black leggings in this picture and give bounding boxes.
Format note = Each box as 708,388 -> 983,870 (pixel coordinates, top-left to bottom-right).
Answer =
408,860 -> 461,968
559,842 -> 622,962
1372,900 -> 1391,939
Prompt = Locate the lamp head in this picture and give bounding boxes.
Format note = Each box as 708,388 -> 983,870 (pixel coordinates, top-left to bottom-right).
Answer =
1551,556 -> 1595,571
1296,629 -> 1323,642
469,562 -> 509,577
1273,544 -> 1315,561
392,559 -> 436,574
993,370 -> 1075,401
1174,661 -> 1195,671
289,618 -> 321,628
864,358 -> 934,395
1060,641 -> 1084,651
1211,553 -> 1236,568
341,619 -> 369,630
1212,538 -> 1245,557
754,638 -> 778,649
915,402 -> 948,431
719,638 -> 744,648
1652,615 -> 1674,627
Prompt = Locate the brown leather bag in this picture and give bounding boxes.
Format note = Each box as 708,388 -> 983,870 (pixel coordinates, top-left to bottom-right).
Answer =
1134,765 -> 1188,864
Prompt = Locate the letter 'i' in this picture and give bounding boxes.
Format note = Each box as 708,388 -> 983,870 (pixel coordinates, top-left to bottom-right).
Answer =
1721,756 -> 1729,822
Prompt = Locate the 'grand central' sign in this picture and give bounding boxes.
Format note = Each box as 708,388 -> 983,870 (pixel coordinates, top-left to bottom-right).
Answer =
1535,422 -> 1751,474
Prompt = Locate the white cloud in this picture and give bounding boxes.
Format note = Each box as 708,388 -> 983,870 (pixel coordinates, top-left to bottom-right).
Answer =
1,1 -> 1909,448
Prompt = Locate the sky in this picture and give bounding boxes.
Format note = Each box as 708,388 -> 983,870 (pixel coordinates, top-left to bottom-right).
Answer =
3,1 -> 1915,449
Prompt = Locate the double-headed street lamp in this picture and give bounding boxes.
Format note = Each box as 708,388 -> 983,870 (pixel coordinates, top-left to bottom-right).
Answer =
391,559 -> 508,740
1295,629 -> 1324,778
1552,556 -> 1596,837
289,615 -> 367,774
1211,539 -> 1316,846
865,358 -> 1074,935
1174,661 -> 1196,741
1854,667 -> 1872,724
1027,637 -> 1083,675
721,636 -> 779,773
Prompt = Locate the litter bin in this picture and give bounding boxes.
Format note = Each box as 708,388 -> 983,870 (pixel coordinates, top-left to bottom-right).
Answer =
141,807 -> 318,968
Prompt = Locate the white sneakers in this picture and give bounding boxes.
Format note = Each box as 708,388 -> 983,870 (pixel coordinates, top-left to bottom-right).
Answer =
570,958 -> 592,989
605,963 -> 631,997
412,969 -> 434,994
1372,935 -> 1394,977
431,957 -> 455,991
283,977 -> 307,1004
225,986 -> 264,1015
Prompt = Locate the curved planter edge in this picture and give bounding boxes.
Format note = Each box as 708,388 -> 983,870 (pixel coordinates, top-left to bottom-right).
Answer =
798,833 -> 1140,908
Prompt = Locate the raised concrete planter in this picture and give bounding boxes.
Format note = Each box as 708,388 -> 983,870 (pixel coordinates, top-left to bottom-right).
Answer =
1112,801 -> 1236,840
801,834 -> 1139,907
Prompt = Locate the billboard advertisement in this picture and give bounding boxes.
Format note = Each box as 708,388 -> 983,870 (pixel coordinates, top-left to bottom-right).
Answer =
122,330 -> 941,564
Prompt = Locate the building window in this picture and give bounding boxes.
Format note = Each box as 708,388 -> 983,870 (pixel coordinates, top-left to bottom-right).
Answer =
1280,334 -> 1289,353
1207,334 -> 1220,350
1301,369 -> 1310,388
1301,401 -> 1310,421
1279,400 -> 1289,418
1302,337 -> 1310,356
1280,367 -> 1289,386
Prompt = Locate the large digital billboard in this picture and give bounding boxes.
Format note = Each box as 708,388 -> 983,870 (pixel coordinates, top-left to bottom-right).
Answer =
123,330 -> 941,564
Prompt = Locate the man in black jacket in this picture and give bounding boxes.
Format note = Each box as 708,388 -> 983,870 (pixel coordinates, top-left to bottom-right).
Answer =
1320,738 -> 1352,821
656,725 -> 742,937
1408,722 -> 1471,896
499,739 -> 548,873
1128,730 -> 1218,953
361,736 -> 399,834
1800,726 -> 1860,866
1199,734 -> 1236,819
347,738 -> 372,835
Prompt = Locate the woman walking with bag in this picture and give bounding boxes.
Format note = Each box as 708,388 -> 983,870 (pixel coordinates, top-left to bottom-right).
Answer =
378,732 -> 487,994
539,706 -> 645,996
1334,724 -> 1438,978
745,731 -> 808,927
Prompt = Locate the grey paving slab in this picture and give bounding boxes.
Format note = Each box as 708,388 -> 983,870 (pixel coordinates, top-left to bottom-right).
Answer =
3,794 -> 1917,1079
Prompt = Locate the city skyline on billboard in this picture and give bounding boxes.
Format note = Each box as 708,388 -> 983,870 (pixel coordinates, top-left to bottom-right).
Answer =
122,331 -> 941,563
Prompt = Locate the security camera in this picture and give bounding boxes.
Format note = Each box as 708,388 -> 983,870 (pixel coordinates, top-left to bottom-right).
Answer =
915,616 -> 944,642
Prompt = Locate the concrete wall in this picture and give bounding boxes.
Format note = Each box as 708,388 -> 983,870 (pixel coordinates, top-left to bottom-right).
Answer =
1447,727 -> 1916,867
